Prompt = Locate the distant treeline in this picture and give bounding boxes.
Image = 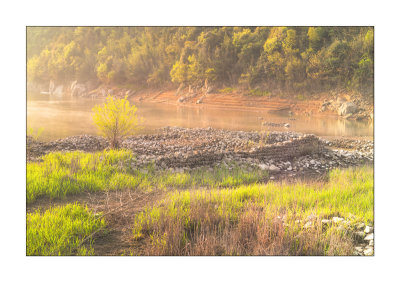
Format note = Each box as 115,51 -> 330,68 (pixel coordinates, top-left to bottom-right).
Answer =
27,27 -> 373,95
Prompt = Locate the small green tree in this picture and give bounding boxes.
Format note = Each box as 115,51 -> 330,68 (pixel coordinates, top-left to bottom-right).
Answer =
93,96 -> 141,149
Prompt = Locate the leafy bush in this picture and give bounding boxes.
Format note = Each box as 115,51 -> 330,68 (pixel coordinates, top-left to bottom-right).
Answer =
93,96 -> 141,148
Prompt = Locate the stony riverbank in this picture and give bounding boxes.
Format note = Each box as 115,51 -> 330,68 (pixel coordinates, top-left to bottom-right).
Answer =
27,127 -> 373,180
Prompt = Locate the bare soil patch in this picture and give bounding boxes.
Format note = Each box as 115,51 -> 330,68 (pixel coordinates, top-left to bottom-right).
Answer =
27,189 -> 166,256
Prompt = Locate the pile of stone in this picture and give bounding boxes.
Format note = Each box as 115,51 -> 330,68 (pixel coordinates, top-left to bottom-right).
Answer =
279,214 -> 374,256
27,135 -> 108,160
353,223 -> 374,256
121,127 -> 303,157
120,127 -> 323,168
27,127 -> 373,177
324,138 -> 374,153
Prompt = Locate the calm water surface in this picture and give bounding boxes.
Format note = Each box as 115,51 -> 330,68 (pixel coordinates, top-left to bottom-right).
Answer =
27,94 -> 373,141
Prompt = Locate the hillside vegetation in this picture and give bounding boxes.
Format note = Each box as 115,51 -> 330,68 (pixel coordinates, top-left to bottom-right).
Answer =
27,27 -> 373,96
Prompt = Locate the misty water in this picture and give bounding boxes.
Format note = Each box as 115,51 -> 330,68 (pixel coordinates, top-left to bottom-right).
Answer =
27,93 -> 373,141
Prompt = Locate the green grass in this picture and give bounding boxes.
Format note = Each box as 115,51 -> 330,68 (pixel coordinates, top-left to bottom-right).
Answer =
131,166 -> 373,255
27,150 -> 269,203
27,203 -> 106,256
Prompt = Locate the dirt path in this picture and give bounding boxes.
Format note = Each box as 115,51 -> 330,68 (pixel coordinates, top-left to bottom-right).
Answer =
27,189 -> 166,256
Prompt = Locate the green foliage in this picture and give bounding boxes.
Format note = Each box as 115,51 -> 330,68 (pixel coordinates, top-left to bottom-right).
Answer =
92,96 -> 141,148
27,27 -> 373,95
27,203 -> 106,255
27,127 -> 44,140
26,150 -> 269,203
132,166 -> 373,255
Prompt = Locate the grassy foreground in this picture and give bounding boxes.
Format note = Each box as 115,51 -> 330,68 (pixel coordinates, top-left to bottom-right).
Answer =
132,166 -> 373,255
26,204 -> 105,255
27,150 -> 268,203
26,149 -> 373,256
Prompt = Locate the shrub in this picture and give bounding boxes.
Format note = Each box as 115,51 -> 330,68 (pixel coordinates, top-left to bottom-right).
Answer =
92,96 -> 141,148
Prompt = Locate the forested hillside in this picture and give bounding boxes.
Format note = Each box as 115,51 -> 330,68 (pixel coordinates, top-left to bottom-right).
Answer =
27,27 -> 373,96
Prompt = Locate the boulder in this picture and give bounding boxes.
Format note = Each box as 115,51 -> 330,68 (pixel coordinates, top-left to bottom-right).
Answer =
354,231 -> 365,242
338,102 -> 358,116
363,247 -> 373,256
365,226 -> 373,233
71,83 -> 87,97
321,219 -> 332,225
258,164 -> 269,170
364,233 -> 374,241
332,217 -> 344,224
268,164 -> 280,172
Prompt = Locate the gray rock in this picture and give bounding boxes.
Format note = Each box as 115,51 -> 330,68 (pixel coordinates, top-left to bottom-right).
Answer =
321,219 -> 332,225
364,233 -> 374,241
355,246 -> 363,253
268,164 -> 281,172
338,102 -> 358,116
365,226 -> 373,233
363,247 -> 374,256
354,231 -> 365,241
332,217 -> 344,224
258,164 -> 269,170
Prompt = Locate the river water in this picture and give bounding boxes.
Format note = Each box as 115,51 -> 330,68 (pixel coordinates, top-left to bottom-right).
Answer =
27,94 -> 373,141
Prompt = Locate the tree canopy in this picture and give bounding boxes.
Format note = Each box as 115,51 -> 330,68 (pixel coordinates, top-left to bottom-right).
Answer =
27,26 -> 373,95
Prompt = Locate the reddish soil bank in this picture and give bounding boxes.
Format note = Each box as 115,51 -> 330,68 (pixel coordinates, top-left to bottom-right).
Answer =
116,88 -> 372,121
127,90 -> 334,116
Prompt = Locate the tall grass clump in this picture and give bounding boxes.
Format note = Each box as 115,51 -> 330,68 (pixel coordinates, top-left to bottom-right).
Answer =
131,166 -> 373,255
27,150 -> 268,203
27,203 -> 106,256
27,150 -> 136,203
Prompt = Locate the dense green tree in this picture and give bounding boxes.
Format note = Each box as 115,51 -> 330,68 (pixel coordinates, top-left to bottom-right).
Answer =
27,26 -> 374,96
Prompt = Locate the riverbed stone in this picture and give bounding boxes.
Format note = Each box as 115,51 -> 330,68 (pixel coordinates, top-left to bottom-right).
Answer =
364,233 -> 374,241
332,217 -> 344,224
268,164 -> 281,172
365,226 -> 373,233
363,247 -> 374,256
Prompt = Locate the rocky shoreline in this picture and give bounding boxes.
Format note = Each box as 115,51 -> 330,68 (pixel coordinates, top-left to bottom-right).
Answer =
27,127 -> 373,180
29,79 -> 373,121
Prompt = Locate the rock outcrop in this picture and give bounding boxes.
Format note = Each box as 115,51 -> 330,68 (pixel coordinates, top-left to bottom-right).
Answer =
338,102 -> 358,116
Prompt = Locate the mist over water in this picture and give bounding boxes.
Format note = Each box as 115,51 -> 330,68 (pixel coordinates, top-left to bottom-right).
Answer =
27,94 -> 373,141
